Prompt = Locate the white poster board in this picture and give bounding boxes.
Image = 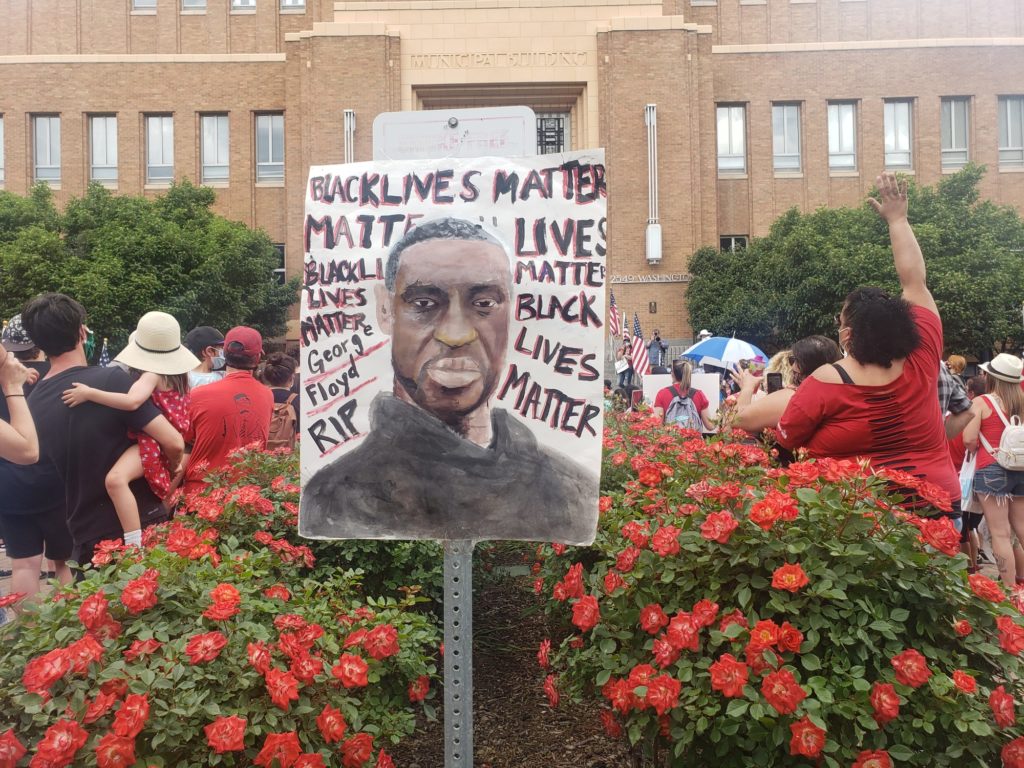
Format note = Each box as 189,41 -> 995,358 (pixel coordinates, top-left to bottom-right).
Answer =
298,152 -> 607,545
692,372 -> 721,422
642,374 -> 671,406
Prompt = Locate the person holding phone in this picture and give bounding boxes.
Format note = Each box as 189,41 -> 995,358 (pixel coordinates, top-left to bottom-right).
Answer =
730,336 -> 841,433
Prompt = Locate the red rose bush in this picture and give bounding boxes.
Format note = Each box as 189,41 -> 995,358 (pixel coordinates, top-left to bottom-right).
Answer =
0,448 -> 439,767
537,411 -> 1024,766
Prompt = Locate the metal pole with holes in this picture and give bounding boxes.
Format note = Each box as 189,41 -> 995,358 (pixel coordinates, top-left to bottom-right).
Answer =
443,539 -> 474,767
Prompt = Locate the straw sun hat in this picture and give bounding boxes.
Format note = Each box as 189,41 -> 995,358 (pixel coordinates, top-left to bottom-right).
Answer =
114,312 -> 200,375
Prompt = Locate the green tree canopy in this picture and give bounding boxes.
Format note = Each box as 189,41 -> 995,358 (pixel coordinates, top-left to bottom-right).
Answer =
0,181 -> 298,353
687,165 -> 1024,358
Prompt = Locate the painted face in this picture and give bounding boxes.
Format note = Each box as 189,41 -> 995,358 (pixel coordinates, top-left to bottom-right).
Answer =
383,238 -> 511,423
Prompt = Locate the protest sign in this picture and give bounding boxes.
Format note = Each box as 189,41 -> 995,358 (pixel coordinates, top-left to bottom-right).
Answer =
298,152 -> 606,544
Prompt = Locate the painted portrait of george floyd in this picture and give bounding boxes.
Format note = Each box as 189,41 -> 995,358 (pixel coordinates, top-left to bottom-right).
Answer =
298,153 -> 606,544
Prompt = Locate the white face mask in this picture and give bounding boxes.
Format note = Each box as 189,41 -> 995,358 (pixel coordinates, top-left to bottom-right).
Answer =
211,348 -> 225,370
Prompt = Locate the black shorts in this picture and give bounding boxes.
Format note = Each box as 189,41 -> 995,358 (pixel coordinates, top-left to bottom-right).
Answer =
0,507 -> 73,561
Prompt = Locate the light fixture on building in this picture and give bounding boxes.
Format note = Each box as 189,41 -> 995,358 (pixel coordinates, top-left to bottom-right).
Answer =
447,116 -> 459,128
645,104 -> 662,265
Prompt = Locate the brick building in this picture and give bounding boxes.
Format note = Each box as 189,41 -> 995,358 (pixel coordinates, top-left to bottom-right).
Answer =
0,0 -> 1022,341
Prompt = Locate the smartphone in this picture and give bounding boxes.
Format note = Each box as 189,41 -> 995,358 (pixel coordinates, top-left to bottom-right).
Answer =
766,372 -> 784,394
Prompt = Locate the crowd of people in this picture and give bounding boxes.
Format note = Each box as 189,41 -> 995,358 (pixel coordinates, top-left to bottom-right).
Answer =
0,295 -> 300,610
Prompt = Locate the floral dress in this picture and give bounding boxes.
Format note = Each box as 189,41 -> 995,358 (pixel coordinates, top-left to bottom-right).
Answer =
130,389 -> 190,498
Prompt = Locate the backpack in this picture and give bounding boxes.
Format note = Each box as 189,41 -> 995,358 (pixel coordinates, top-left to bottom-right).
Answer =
664,386 -> 703,432
979,395 -> 1024,470
267,393 -> 298,450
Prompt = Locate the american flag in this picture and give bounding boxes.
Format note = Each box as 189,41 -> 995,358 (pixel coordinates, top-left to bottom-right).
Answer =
608,291 -> 621,339
630,313 -> 651,377
98,338 -> 110,367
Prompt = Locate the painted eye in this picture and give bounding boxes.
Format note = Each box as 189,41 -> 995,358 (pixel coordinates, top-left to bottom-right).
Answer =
474,298 -> 498,309
411,298 -> 437,310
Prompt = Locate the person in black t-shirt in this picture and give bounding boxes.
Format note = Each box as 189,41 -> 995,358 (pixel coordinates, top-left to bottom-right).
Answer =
22,294 -> 185,567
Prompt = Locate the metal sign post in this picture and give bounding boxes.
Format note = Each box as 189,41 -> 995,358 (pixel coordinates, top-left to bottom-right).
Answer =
443,539 -> 474,767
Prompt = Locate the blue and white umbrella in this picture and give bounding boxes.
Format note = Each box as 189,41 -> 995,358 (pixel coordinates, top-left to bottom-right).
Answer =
680,336 -> 767,369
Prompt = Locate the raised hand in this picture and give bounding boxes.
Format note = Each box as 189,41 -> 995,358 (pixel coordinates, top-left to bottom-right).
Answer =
868,171 -> 908,224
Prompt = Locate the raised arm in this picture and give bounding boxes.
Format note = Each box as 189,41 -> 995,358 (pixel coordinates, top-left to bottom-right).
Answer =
0,352 -> 39,465
63,371 -> 160,410
868,172 -> 938,316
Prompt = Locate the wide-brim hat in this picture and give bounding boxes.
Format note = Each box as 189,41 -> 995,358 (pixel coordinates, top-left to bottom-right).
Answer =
115,311 -> 200,376
981,353 -> 1024,384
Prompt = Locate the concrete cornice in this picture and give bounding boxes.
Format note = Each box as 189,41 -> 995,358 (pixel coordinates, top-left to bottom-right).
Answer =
0,53 -> 286,64
713,37 -> 1024,54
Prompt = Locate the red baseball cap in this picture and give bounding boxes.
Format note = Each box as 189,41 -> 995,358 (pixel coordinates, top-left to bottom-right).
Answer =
224,326 -> 263,366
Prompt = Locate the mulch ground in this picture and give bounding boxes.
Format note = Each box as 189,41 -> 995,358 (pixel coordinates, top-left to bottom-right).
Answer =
391,546 -> 634,768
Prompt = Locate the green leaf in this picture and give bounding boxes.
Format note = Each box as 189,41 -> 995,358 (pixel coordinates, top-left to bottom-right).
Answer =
802,654 -> 821,671
726,700 -> 749,718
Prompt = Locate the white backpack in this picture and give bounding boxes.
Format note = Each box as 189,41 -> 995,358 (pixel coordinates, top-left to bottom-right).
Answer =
979,395 -> 1024,471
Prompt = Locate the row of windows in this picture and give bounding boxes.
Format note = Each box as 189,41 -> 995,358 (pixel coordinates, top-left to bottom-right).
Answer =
0,113 -> 284,186
132,0 -> 305,10
716,96 -> 1024,174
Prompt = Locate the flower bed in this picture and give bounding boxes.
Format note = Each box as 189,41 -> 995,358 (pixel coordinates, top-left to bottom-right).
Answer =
537,412 -> 1024,767
0,449 -> 441,767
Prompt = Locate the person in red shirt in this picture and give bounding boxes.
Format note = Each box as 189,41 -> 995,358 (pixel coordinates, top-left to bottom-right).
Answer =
184,326 -> 273,494
778,173 -> 959,518
653,358 -> 713,432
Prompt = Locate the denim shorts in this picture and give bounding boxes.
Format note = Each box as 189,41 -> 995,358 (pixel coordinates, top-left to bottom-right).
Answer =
974,463 -> 1024,498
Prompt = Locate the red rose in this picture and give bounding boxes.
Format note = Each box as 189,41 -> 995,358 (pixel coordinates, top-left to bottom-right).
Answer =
953,619 -> 972,637
544,674 -> 560,708
263,584 -> 291,601
652,637 -> 681,668
991,685 -> 1016,728
666,612 -> 700,652
627,664 -> 656,688
375,749 -> 396,768
599,709 -> 623,738
77,592 -> 110,630
969,573 -> 1006,602
771,563 -> 809,592
275,614 -> 308,632
639,604 -> 669,635
332,654 -> 369,688
94,732 -> 135,768
83,692 -> 119,724
247,642 -> 272,675
700,511 -> 739,544
363,624 -> 400,660
124,639 -> 161,662
920,517 -> 960,556
746,645 -> 780,675
33,719 -> 88,767
100,678 -> 128,700
254,731 -> 301,768
890,648 -> 932,688
638,465 -> 662,487
265,668 -> 301,711
67,635 -> 105,675
23,648 -> 71,695
317,704 -> 348,744
620,521 -> 650,549
870,682 -> 900,725
602,677 -> 641,714
113,693 -> 149,738
786,462 -> 821,487
537,639 -> 551,669
289,653 -> 324,685
408,675 -> 431,703
644,674 -> 681,716
120,575 -> 158,615
691,599 -> 719,629
0,729 -> 27,767
572,595 -> 601,632
709,653 -> 748,698
185,631 -> 228,664
852,750 -> 892,768
998,616 -> 1024,654
599,496 -> 613,513
209,583 -> 241,605
748,619 -> 780,651
615,546 -> 641,573
777,622 -> 804,653
749,500 -> 782,530
205,715 -> 247,753
761,668 -> 807,714
1003,737 -> 1024,768
603,571 -> 626,594
952,670 -> 977,694
788,715 -> 825,758
719,609 -> 747,633
341,733 -> 374,768
203,601 -> 240,621
651,526 -> 681,557
295,755 -> 326,768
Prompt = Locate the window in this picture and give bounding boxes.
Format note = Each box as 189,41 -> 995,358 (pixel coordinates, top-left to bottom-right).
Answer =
33,115 -> 61,183
883,99 -> 913,169
720,235 -> 748,252
281,0 -> 306,7
827,101 -> 857,170
998,96 -> 1024,168
716,105 -> 746,173
146,115 -> 174,183
256,114 -> 284,182
0,116 -> 4,184
133,0 -> 156,7
772,103 -> 801,171
941,97 -> 970,170
90,116 -> 118,183
273,244 -> 286,285
182,0 -> 206,9
537,113 -> 569,155
233,0 -> 255,6
201,114 -> 229,183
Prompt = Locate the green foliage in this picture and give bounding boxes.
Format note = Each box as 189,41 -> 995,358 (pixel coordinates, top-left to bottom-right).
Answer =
687,165 -> 1024,357
537,411 -> 1024,767
0,181 -> 299,350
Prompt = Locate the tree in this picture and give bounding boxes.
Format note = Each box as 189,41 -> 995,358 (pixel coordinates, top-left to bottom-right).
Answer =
686,165 -> 1024,358
0,181 -> 299,351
